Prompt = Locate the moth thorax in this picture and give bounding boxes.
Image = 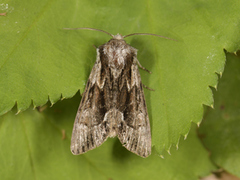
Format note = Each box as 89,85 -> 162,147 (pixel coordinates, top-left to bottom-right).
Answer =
109,49 -> 129,78
104,40 -> 130,70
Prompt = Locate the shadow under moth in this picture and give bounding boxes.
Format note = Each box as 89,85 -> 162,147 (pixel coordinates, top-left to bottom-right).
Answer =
65,28 -> 174,158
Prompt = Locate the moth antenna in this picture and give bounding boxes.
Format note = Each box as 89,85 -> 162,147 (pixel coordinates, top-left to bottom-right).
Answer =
63,27 -> 114,38
123,33 -> 177,41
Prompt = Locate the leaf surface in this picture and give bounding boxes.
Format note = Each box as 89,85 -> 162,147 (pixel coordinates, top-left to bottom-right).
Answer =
0,95 -> 215,180
0,0 -> 239,155
199,52 -> 240,177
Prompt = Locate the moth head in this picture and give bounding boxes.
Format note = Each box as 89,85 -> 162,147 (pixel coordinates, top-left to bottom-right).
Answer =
113,33 -> 124,40
63,27 -> 177,41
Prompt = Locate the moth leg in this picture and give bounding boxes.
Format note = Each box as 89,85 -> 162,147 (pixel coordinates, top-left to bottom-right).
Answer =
136,60 -> 154,90
92,44 -> 97,49
142,84 -> 155,91
137,60 -> 152,74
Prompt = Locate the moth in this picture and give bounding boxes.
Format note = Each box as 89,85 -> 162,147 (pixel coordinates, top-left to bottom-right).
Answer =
64,28 -> 174,158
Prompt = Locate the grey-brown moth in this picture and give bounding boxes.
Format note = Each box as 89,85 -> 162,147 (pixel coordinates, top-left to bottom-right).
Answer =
64,28 -> 174,158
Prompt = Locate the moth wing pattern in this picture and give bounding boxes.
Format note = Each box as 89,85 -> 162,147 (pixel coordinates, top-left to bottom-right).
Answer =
71,59 -> 110,155
117,56 -> 151,158
71,36 -> 152,158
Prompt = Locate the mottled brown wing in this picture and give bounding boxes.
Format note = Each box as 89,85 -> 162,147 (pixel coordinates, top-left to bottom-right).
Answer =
117,58 -> 151,158
71,54 -> 151,157
70,61 -> 110,155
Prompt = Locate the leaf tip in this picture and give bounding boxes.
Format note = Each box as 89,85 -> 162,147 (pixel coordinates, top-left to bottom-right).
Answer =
184,132 -> 189,140
219,71 -> 223,78
210,104 -> 214,109
15,110 -> 21,115
160,155 -> 164,159
176,143 -> 179,150
197,121 -> 201,127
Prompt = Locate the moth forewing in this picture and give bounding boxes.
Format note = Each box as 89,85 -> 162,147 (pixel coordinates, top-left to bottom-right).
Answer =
67,28 -> 172,158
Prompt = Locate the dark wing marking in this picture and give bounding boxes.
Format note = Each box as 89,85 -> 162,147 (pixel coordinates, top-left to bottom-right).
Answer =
71,60 -> 110,155
117,57 -> 151,158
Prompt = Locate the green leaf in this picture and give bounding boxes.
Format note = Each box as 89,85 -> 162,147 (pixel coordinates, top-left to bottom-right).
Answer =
0,0 -> 239,155
0,95 -> 215,180
199,52 -> 240,177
